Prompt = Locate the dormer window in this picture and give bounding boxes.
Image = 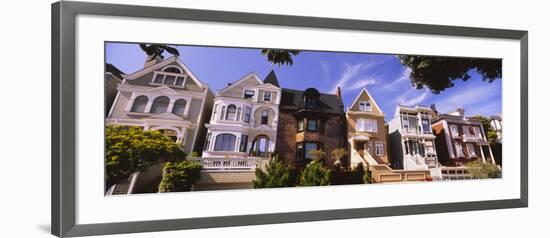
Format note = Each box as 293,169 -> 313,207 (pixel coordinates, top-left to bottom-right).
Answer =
359,101 -> 371,111
151,66 -> 186,87
305,97 -> 317,109
244,90 -> 255,99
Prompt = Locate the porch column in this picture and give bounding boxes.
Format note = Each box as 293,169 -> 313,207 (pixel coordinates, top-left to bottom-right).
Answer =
487,145 -> 496,164
479,144 -> 486,163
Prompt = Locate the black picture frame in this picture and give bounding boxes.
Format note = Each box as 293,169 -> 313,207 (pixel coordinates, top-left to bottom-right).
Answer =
52,1 -> 528,237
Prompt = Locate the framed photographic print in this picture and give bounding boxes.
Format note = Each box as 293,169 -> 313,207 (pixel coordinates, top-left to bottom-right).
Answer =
52,1 -> 528,237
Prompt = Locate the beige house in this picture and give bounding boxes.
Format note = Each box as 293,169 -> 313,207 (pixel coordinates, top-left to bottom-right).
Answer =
346,88 -> 389,167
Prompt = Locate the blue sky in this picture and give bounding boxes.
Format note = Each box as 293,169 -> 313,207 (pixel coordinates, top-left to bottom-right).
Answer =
106,42 -> 502,122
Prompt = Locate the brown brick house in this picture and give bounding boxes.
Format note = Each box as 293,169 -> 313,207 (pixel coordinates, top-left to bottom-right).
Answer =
431,106 -> 496,166
275,87 -> 347,168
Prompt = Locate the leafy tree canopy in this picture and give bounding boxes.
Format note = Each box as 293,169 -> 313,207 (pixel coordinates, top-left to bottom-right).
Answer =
398,56 -> 501,94
253,155 -> 296,188
261,49 -> 300,67
471,115 -> 498,145
105,126 -> 185,187
139,44 -> 180,62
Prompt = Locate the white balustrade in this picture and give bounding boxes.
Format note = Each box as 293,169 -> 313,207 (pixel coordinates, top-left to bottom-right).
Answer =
188,157 -> 267,171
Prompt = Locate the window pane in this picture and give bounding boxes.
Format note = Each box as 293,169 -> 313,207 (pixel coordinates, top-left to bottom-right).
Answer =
244,90 -> 255,99
264,92 -> 271,101
239,134 -> 248,152
244,107 -> 251,123
164,75 -> 176,85
305,143 -> 318,159
171,99 -> 187,115
261,110 -> 269,125
297,143 -> 304,161
175,77 -> 184,86
226,105 -> 237,120
308,119 -> 317,131
298,119 -> 304,131
214,134 -> 236,151
153,74 -> 164,84
130,95 -> 148,113
150,96 -> 170,114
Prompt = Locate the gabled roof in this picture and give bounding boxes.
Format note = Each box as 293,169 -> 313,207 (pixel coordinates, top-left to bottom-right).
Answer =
263,70 -> 280,87
218,72 -> 264,94
348,87 -> 383,114
279,88 -> 344,114
123,56 -> 204,88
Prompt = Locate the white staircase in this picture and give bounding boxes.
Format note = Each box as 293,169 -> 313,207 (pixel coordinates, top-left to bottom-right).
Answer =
404,154 -> 428,170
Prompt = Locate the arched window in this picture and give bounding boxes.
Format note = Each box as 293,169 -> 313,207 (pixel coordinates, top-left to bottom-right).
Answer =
130,95 -> 148,113
214,134 -> 237,151
225,105 -> 237,120
250,135 -> 270,157
171,99 -> 187,115
150,96 -> 170,114
163,66 -> 182,74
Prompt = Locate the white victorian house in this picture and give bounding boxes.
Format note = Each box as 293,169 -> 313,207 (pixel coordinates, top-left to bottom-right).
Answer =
201,70 -> 281,159
107,56 -> 214,154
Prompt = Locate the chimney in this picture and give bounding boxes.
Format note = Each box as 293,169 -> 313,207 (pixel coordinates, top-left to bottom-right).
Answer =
430,104 -> 439,117
336,86 -> 342,99
449,107 -> 465,117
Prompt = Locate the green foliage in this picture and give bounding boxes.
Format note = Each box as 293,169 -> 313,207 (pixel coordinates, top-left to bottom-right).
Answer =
253,155 -> 296,188
105,126 -> 185,187
471,115 -> 498,145
363,166 -> 373,184
139,44 -> 180,61
300,159 -> 331,186
466,159 -> 501,179
158,160 -> 202,192
261,49 -> 300,67
189,151 -> 201,157
330,148 -> 348,165
398,55 -> 501,94
308,149 -> 326,164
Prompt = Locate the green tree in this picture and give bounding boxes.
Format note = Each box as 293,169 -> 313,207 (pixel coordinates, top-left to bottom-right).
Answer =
471,115 -> 498,145
261,49 -> 300,67
466,159 -> 501,179
300,159 -> 331,186
330,148 -> 348,166
398,56 -> 501,94
253,155 -> 295,188
158,160 -> 202,192
139,44 -> 180,62
105,126 -> 185,187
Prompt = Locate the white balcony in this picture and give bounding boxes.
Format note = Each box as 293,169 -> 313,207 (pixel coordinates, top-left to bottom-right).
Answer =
188,157 -> 269,171
462,134 -> 484,142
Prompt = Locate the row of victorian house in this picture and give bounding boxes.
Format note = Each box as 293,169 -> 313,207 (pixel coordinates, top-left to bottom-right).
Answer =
106,56 -> 503,188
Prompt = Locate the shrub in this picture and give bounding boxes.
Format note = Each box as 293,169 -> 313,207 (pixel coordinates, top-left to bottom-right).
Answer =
158,160 -> 202,192
363,166 -> 373,184
330,148 -> 348,165
105,126 -> 185,188
189,151 -> 201,157
466,159 -> 501,179
300,159 -> 331,186
253,155 -> 296,188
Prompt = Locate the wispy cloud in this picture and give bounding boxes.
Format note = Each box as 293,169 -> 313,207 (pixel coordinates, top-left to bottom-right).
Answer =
394,88 -> 430,106
382,67 -> 412,91
320,61 -> 330,83
330,63 -> 371,93
432,81 -> 501,116
348,78 -> 377,90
